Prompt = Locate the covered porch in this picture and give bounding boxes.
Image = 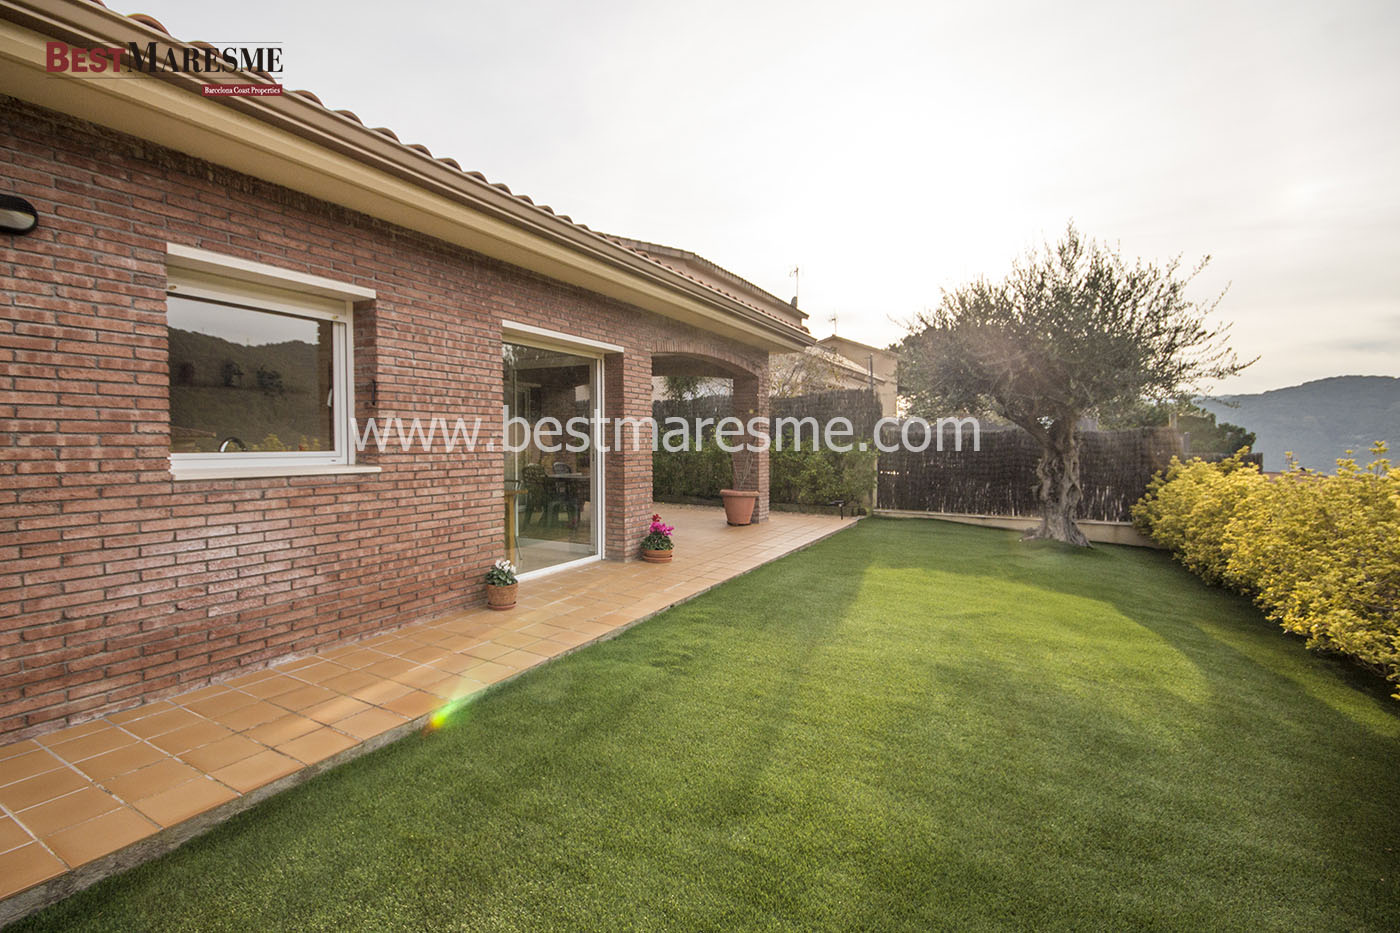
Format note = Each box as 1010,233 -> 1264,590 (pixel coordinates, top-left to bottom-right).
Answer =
0,506 -> 854,923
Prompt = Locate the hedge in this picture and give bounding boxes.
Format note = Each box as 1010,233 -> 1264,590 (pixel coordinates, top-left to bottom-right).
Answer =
1133,445 -> 1399,698
652,440 -> 878,508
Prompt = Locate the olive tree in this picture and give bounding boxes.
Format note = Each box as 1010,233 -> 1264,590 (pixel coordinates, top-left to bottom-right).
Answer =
899,224 -> 1251,546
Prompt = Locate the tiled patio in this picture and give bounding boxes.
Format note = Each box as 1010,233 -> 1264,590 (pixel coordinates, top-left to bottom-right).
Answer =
0,505 -> 854,919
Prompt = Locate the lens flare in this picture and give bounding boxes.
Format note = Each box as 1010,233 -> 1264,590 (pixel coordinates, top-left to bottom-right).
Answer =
425,695 -> 474,732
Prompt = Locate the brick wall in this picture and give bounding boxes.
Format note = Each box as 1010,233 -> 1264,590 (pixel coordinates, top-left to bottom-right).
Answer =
0,96 -> 769,741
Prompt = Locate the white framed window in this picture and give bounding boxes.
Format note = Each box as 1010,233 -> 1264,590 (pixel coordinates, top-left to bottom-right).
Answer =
165,244 -> 378,481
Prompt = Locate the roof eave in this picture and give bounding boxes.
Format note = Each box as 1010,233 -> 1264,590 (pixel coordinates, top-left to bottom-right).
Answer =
0,0 -> 813,352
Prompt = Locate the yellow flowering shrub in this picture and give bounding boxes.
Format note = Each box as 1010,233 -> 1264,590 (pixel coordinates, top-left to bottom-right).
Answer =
1133,450 -> 1266,584
1134,444 -> 1400,698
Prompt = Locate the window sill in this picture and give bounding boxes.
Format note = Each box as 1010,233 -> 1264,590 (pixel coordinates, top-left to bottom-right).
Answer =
170,464 -> 383,482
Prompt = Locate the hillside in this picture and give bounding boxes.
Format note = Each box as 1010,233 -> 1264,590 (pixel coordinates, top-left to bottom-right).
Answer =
1199,375 -> 1400,471
168,327 -> 332,453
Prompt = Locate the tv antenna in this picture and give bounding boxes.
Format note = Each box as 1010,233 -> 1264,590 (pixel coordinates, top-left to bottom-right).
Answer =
789,265 -> 800,306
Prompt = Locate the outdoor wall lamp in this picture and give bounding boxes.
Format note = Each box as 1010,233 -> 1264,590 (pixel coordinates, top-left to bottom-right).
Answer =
0,195 -> 39,235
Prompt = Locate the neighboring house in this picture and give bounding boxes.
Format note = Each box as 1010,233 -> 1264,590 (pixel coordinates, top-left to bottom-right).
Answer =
0,0 -> 811,740
771,334 -> 899,415
609,237 -> 806,331
815,335 -> 898,416
817,332 -> 901,411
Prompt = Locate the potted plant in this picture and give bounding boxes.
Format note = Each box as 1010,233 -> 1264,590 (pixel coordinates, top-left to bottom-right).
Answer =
720,453 -> 759,526
484,558 -> 518,610
641,513 -> 675,562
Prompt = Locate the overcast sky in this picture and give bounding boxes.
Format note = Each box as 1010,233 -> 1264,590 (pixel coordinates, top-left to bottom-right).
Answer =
134,0 -> 1400,393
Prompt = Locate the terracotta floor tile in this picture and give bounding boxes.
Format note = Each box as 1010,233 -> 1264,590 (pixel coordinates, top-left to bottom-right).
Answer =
223,669 -> 278,688
272,684 -> 341,712
381,689 -> 444,719
238,674 -> 306,700
0,748 -> 64,786
0,843 -> 67,899
390,664 -> 454,691
105,701 -> 175,726
34,720 -> 108,747
349,678 -> 414,707
575,620 -> 623,637
543,614 -> 598,634
303,695 -> 372,725
431,634 -> 484,653
277,656 -> 320,673
437,620 -> 492,638
497,648 -> 550,670
176,684 -> 229,704
121,707 -> 203,739
519,621 -> 571,639
542,629 -> 594,648
210,750 -> 302,794
132,778 -> 237,828
320,670 -> 380,696
330,648 -> 385,669
365,639 -> 414,657
363,657 -> 416,680
74,742 -> 167,782
209,699 -> 286,732
0,740 -> 41,762
426,652 -> 482,675
148,721 -> 234,756
334,708 -> 407,740
463,641 -> 515,661
397,645 -> 448,665
184,690 -> 258,720
463,660 -> 517,684
0,817 -> 34,855
102,758 -> 203,802
0,767 -> 89,812
277,728 -> 357,765
178,735 -> 265,773
422,675 -> 486,701
47,727 -> 139,763
42,806 -> 158,867
397,630 -> 440,644
245,714 -> 322,747
285,660 -> 348,684
16,785 -> 122,837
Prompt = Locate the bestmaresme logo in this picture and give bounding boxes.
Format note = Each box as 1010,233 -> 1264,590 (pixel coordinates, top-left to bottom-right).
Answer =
45,41 -> 283,96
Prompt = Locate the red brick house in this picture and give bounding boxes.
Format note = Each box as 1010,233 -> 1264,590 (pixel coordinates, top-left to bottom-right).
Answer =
0,0 -> 812,741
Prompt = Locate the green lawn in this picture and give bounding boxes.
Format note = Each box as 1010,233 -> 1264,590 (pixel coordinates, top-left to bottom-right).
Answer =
19,519 -> 1400,931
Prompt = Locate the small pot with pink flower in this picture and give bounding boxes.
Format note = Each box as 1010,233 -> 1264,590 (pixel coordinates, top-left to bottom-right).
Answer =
641,513 -> 675,563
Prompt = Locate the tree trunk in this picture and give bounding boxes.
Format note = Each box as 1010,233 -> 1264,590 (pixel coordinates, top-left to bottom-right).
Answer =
1023,420 -> 1092,547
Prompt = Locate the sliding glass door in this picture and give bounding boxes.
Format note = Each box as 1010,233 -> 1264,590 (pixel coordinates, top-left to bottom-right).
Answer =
503,341 -> 601,575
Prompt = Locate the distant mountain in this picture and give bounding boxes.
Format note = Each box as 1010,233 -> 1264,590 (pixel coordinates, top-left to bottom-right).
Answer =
1199,376 -> 1400,472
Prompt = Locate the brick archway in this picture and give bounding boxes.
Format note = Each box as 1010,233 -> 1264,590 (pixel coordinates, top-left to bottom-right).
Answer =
650,351 -> 770,527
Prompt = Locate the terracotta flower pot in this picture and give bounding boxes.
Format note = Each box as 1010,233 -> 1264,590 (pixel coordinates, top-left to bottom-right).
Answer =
720,489 -> 758,526
642,548 -> 673,563
485,582 -> 517,610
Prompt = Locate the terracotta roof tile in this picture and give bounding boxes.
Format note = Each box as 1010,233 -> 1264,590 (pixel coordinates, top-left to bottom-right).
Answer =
126,12 -> 167,32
